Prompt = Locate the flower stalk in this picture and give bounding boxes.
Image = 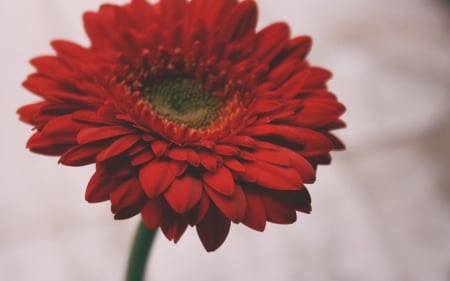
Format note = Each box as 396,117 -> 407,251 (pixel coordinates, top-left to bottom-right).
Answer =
126,220 -> 157,281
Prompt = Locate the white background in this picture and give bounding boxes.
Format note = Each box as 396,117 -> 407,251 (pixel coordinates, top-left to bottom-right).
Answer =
1,0 -> 449,280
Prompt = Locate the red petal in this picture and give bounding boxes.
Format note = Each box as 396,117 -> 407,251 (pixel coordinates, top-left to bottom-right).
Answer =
198,150 -> 217,172
164,176 -> 203,214
277,69 -> 310,99
223,158 -> 245,172
225,135 -> 256,148
96,135 -> 141,161
77,126 -> 135,144
254,23 -> 290,64
41,115 -> 86,143
253,148 -> 291,167
202,166 -> 234,196
83,12 -> 110,49
277,146 -> 316,183
279,35 -> 312,61
304,67 -> 332,88
242,187 -> 266,231
186,149 -> 200,167
242,161 -> 302,190
26,132 -> 73,156
131,152 -> 154,166
151,140 -> 168,157
196,205 -> 231,252
168,147 -> 187,160
139,159 -> 176,198
214,145 -> 239,156
205,183 -> 246,223
244,124 -> 334,149
85,172 -> 111,203
221,0 -> 257,42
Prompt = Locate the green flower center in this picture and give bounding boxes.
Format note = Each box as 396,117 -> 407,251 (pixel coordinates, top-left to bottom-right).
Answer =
143,79 -> 222,129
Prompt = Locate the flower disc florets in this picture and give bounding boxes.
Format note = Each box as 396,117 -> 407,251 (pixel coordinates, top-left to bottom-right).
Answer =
143,79 -> 222,129
18,0 -> 345,251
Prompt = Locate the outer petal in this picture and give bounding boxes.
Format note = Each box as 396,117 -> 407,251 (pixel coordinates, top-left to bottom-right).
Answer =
196,205 -> 231,252
205,183 -> 246,223
240,161 -> 302,190
242,187 -> 266,231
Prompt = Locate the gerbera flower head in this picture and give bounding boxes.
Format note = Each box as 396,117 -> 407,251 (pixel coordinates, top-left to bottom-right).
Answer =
18,0 -> 345,251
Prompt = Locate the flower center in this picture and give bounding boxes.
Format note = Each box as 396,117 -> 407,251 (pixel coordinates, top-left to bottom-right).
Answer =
143,79 -> 223,129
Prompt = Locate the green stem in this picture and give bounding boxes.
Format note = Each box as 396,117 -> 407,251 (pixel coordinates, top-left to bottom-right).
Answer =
126,220 -> 157,281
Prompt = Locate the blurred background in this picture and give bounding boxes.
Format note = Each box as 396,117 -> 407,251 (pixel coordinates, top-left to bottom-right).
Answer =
1,0 -> 449,280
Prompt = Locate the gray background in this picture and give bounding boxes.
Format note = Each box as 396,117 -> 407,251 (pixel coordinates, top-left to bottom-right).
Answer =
1,0 -> 449,280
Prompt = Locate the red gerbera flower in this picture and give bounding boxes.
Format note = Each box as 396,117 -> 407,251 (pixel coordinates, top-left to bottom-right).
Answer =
18,0 -> 345,251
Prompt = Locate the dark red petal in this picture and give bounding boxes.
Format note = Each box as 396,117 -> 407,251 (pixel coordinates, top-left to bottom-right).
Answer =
277,146 -> 316,183
110,176 -> 144,209
139,159 -> 176,198
164,176 -> 203,214
141,199 -> 166,229
26,132 -> 73,156
202,166 -> 234,196
205,183 -> 246,223
59,143 -> 104,166
261,191 -> 297,224
196,205 -> 231,252
161,216 -> 188,243
96,135 -> 141,161
113,198 -> 146,220
242,187 -> 266,231
85,172 -> 111,203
